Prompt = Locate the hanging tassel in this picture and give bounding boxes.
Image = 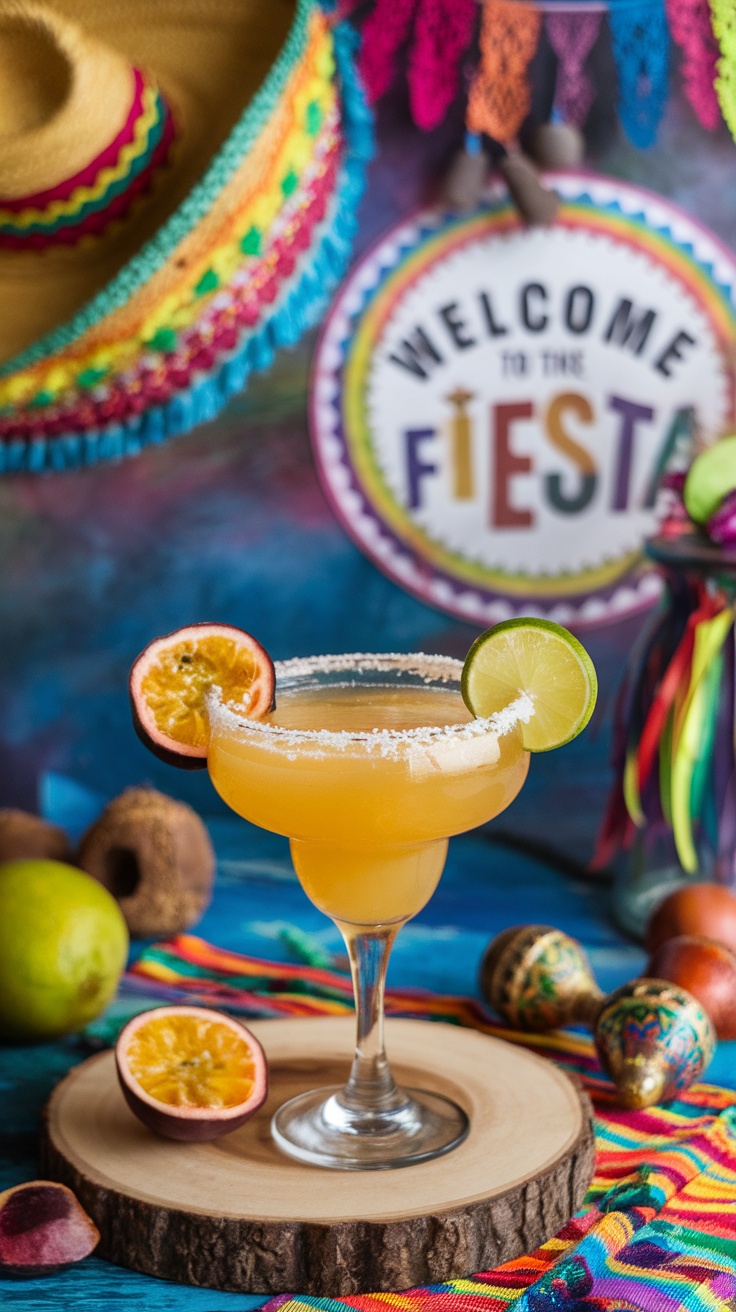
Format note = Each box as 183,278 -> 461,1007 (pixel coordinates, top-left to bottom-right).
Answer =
659,705 -> 674,824
710,0 -> 736,142
440,132 -> 489,212
408,0 -> 477,131
592,602 -> 671,869
719,626 -> 736,883
497,149 -> 559,225
634,605 -> 704,802
690,647 -> 724,828
530,115 -> 585,172
597,570 -> 736,876
670,606 -> 734,872
712,628 -> 735,848
358,0 -> 417,105
608,0 -> 670,148
666,0 -> 721,129
622,602 -> 684,828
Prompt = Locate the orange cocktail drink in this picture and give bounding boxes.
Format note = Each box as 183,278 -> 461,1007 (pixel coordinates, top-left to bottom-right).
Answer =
208,653 -> 531,1169
210,672 -> 528,926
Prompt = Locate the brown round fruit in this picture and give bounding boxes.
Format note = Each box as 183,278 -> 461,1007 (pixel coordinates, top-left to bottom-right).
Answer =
130,622 -> 275,769
78,787 -> 215,938
645,935 -> 736,1039
0,810 -> 71,863
116,1005 -> 268,1141
646,883 -> 736,956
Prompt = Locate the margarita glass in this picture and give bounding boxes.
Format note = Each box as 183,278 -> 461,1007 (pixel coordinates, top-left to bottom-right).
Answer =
208,653 -> 532,1170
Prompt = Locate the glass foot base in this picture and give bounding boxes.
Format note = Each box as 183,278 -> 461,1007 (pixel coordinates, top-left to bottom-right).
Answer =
271,1084 -> 469,1170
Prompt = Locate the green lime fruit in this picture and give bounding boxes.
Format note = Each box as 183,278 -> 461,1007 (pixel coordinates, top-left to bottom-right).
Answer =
0,859 -> 129,1041
683,435 -> 736,525
462,617 -> 598,753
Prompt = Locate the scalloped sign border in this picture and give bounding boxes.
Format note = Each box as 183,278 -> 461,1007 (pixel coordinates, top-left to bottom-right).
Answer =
309,173 -> 736,628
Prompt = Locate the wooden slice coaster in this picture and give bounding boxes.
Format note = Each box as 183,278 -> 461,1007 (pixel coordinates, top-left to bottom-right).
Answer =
42,1016 -> 595,1296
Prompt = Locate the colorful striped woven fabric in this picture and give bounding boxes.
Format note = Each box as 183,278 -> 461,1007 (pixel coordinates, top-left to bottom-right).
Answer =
128,935 -> 736,1312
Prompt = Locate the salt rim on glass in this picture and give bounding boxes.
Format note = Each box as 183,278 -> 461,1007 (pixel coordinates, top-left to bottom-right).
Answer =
206,652 -> 534,766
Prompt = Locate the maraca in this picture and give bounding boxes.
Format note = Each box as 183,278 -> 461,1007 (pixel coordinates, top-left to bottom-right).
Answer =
595,979 -> 716,1109
481,925 -> 716,1108
481,924 -> 604,1030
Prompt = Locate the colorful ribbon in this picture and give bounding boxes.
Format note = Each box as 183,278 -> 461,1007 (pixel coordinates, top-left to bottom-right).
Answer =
597,565 -> 736,880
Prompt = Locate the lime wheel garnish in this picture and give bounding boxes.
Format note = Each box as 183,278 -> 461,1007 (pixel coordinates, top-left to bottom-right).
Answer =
129,623 -> 275,769
461,618 -> 598,753
115,1005 -> 268,1141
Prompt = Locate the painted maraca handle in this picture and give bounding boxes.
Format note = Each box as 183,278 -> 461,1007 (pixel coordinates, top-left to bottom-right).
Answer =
480,924 -> 604,1031
481,925 -> 717,1108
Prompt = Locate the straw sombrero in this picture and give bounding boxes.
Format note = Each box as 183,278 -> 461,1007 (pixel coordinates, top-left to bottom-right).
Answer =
0,0 -> 371,471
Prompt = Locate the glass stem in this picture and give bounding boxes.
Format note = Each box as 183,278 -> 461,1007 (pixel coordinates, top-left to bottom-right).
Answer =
338,924 -> 405,1115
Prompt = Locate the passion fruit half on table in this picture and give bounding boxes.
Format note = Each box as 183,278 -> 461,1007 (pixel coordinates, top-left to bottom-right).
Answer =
115,1005 -> 268,1141
129,623 -> 275,769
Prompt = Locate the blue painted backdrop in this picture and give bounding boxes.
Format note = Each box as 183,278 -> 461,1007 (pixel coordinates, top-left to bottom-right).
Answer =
2,68 -> 736,1312
2,81 -> 736,859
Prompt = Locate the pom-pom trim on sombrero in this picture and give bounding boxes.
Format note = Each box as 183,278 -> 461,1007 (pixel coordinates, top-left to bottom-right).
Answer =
0,19 -> 372,472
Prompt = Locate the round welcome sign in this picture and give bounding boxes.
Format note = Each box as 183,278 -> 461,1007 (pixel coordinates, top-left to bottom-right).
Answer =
310,174 -> 736,626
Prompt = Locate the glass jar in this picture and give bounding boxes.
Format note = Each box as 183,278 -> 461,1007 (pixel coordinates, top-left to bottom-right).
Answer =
609,533 -> 736,939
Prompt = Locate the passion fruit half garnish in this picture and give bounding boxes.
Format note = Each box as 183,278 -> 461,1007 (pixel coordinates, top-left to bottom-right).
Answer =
115,1005 -> 269,1142
129,623 -> 275,769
